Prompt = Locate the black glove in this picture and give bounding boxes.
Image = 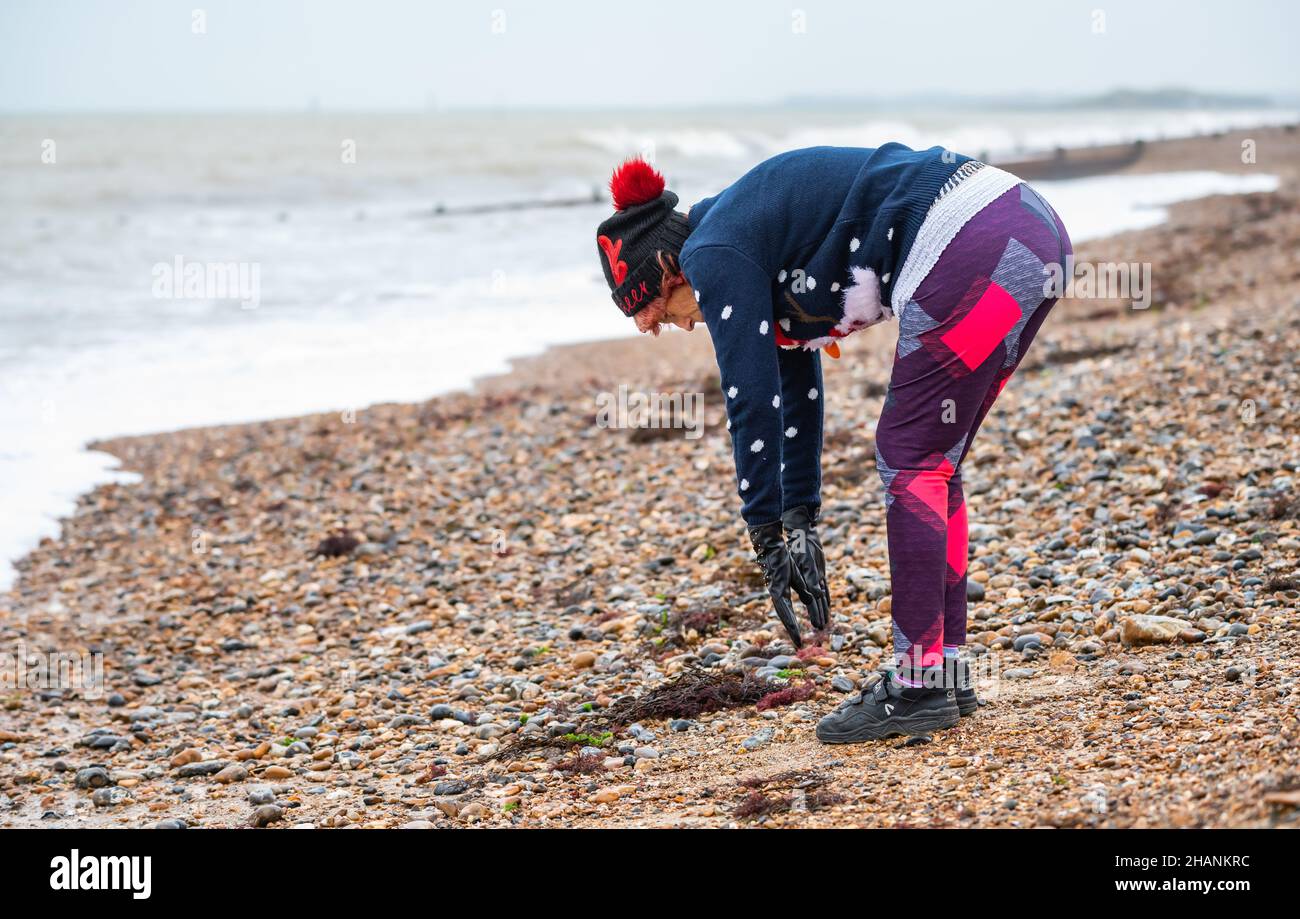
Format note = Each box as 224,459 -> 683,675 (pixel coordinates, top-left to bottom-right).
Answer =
781,505 -> 830,632
748,520 -> 805,649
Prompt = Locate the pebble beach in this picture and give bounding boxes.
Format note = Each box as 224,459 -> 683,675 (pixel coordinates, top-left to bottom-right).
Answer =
2,126 -> 1298,829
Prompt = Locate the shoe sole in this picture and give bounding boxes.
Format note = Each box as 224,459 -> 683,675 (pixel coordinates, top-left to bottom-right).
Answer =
816,708 -> 960,744
956,694 -> 978,717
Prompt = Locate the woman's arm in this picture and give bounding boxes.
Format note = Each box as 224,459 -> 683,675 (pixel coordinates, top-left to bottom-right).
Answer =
776,346 -> 830,630
681,242 -> 830,646
776,345 -> 824,515
679,243 -> 787,525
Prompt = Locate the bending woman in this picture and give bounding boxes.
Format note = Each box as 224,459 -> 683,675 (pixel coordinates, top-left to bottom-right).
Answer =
593,146 -> 1072,742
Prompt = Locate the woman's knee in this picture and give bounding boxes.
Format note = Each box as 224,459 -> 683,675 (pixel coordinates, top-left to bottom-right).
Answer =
876,440 -> 957,510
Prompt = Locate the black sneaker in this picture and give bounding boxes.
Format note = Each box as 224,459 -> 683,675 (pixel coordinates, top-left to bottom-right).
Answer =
815,673 -> 959,743
949,657 -> 979,717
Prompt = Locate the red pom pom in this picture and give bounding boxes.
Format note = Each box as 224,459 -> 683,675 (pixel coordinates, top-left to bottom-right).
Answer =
609,158 -> 665,210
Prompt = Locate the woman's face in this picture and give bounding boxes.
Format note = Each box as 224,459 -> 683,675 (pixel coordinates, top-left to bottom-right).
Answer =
662,282 -> 703,331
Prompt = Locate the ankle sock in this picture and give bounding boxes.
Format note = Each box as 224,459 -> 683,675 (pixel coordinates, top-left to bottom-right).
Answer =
893,673 -> 923,689
943,645 -> 960,658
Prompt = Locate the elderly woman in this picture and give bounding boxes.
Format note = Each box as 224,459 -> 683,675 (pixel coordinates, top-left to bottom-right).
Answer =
594,147 -> 1071,742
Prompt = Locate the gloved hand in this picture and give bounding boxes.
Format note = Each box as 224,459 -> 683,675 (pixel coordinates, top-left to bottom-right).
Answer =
781,505 -> 830,632
748,520 -> 804,648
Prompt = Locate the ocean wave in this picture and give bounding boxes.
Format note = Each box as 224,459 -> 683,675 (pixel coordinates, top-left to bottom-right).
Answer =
576,109 -> 1299,170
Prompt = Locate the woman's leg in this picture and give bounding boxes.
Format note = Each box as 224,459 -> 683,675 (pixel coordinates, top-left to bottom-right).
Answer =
875,305 -> 1008,681
942,285 -> 1061,646
942,471 -> 969,649
877,181 -> 1072,683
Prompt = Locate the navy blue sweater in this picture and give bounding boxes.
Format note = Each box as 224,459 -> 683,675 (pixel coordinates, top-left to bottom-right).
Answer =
680,144 -> 969,526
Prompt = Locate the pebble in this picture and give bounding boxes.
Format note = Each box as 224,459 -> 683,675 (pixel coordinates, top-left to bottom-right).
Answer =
170,748 -> 201,768
740,727 -> 774,751
1119,614 -> 1187,646
1012,634 -> 1043,652
214,764 -> 248,784
75,767 -> 112,789
590,785 -> 635,804
251,805 -> 283,828
92,787 -> 131,808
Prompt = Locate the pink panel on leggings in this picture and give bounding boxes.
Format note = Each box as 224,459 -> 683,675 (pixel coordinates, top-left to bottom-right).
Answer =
901,639 -> 945,672
946,498 -> 968,576
903,460 -> 954,520
940,280 -> 1021,370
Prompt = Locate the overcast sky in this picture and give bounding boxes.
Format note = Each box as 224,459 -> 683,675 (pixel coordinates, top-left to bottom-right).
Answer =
2,0 -> 1296,111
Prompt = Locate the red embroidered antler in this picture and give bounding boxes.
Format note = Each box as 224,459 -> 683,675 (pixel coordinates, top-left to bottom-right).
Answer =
609,158 -> 665,210
597,235 -> 628,285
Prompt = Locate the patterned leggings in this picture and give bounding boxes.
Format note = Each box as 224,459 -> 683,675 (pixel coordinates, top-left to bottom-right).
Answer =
875,183 -> 1072,676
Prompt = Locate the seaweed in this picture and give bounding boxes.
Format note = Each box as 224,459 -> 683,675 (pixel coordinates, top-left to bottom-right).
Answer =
555,731 -> 612,747
551,753 -> 607,775
734,791 -> 791,818
480,730 -> 609,763
641,605 -> 752,658
737,769 -> 824,790
806,789 -> 846,810
414,763 -> 447,785
479,735 -> 562,761
487,666 -> 813,763
755,681 -> 815,712
733,771 -> 844,819
677,607 -> 728,635
310,530 -> 360,558
600,665 -> 780,724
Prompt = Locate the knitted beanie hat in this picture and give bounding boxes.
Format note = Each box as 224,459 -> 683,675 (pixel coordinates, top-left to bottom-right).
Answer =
595,159 -> 692,317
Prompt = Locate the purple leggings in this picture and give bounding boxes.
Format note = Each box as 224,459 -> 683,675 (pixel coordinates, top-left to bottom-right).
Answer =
875,183 -> 1072,676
